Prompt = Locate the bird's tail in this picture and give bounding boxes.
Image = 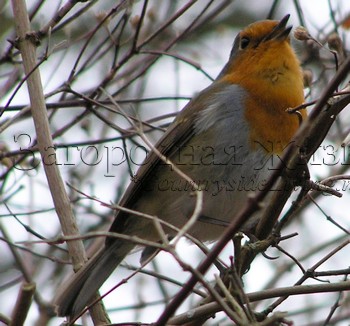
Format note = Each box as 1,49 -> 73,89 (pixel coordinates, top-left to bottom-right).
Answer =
55,240 -> 134,318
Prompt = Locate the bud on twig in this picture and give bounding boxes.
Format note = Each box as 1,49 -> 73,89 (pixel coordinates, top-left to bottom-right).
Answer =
327,33 -> 343,53
130,15 -> 140,29
294,26 -> 310,41
302,69 -> 313,88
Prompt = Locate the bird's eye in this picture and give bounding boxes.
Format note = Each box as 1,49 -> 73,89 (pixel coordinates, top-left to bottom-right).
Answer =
240,37 -> 250,49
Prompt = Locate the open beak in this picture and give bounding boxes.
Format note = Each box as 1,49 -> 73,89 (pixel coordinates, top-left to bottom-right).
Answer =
264,14 -> 292,41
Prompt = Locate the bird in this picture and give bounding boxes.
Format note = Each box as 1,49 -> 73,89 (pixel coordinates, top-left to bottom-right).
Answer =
55,14 -> 306,318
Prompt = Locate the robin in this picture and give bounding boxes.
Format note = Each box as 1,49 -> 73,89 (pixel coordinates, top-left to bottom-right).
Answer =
55,14 -> 305,318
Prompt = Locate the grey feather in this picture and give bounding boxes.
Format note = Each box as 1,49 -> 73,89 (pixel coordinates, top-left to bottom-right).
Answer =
55,240 -> 134,317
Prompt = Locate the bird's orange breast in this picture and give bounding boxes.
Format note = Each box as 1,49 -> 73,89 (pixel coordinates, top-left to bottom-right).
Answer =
221,40 -> 306,154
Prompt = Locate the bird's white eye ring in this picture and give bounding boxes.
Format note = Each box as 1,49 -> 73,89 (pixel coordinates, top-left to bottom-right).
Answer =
240,37 -> 250,49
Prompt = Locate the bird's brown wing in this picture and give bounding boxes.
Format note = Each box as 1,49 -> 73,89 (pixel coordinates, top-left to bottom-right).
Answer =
106,92 -> 203,241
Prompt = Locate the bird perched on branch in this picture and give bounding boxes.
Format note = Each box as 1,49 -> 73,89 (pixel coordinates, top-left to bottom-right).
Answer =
55,14 -> 305,318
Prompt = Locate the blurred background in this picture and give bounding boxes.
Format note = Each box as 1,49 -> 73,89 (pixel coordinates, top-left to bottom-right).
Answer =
1,0 -> 350,325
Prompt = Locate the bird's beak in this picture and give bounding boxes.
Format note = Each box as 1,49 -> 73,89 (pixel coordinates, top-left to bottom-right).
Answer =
264,14 -> 292,41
